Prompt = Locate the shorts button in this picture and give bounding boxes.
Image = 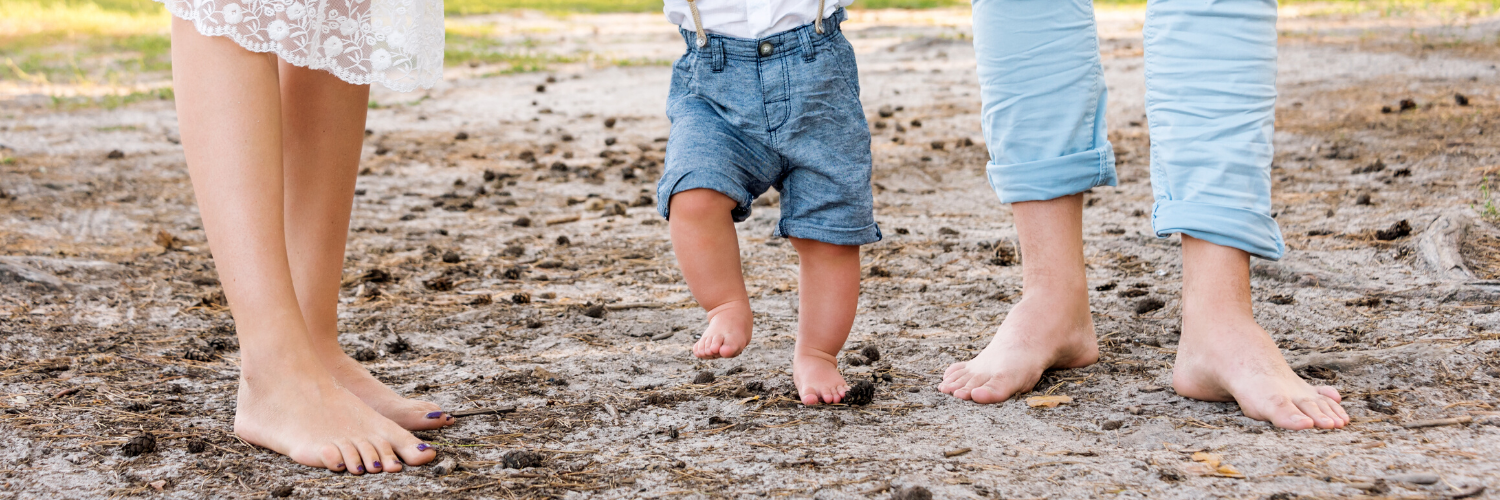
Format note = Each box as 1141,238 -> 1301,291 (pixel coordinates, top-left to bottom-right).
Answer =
758,42 -> 774,56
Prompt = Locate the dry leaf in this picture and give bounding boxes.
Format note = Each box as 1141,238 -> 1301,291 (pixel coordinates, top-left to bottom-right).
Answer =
149,480 -> 166,491
1026,395 -> 1073,408
1191,451 -> 1221,468
155,229 -> 180,251
1187,452 -> 1244,478
1214,463 -> 1244,478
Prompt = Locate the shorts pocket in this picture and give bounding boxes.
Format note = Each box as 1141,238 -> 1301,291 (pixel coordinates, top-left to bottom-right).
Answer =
669,50 -> 699,100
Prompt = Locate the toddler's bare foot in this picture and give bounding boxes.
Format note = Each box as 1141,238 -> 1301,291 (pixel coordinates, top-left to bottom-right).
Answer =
1172,319 -> 1349,430
792,348 -> 849,405
940,289 -> 1098,404
318,345 -> 454,431
693,300 -> 753,359
234,355 -> 437,473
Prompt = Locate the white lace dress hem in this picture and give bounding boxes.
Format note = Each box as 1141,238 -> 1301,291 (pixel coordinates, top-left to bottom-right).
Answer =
157,0 -> 444,92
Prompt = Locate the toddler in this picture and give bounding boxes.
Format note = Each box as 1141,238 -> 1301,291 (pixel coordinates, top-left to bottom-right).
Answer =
658,0 -> 879,405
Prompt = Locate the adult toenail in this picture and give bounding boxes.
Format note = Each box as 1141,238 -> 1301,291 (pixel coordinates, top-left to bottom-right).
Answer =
355,465 -> 365,473
425,411 -> 444,419
372,461 -> 383,469
336,463 -> 345,470
417,443 -> 432,452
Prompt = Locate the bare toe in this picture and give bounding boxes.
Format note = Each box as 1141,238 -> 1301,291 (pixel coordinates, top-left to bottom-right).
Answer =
335,440 -> 360,474
1266,396 -> 1314,430
354,440 -> 383,473
396,440 -> 437,466
374,439 -> 402,473
969,379 -> 1016,404
1315,385 -> 1342,403
318,444 -> 345,473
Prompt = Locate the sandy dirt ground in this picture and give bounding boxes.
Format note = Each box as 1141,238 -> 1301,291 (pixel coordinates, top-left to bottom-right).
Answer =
2,6 -> 1499,499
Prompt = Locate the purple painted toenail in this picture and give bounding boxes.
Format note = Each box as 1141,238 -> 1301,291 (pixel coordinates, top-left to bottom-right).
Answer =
337,463 -> 345,470
417,443 -> 432,452
372,461 -> 382,469
356,465 -> 365,473
425,411 -> 444,419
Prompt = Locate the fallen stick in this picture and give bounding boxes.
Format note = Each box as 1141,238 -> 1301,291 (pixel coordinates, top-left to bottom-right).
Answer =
1402,416 -> 1472,429
546,215 -> 580,226
451,406 -> 517,418
605,302 -> 676,311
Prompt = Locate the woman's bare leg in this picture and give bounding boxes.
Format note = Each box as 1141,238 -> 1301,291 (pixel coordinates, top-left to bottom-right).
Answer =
277,61 -> 454,431
172,18 -> 436,472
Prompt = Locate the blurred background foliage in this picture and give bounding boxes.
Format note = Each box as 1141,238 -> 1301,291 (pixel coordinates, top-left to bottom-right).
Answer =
2,0 -> 1496,106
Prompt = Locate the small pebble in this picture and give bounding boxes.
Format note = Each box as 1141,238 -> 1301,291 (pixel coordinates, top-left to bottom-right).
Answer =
891,486 -> 932,500
432,457 -> 458,476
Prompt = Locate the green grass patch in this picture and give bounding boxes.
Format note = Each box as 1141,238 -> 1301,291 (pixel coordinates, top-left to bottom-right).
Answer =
1479,176 -> 1500,223
46,86 -> 174,110
445,26 -> 577,73
1,0 -> 171,86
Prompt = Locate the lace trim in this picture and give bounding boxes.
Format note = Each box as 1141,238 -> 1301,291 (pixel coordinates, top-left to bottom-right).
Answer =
155,0 -> 444,92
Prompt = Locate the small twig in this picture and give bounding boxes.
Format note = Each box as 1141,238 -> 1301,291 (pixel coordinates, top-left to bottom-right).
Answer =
1403,416 -> 1473,429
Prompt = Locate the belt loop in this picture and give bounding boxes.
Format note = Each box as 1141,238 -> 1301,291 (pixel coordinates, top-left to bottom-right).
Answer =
711,37 -> 725,73
797,28 -> 815,63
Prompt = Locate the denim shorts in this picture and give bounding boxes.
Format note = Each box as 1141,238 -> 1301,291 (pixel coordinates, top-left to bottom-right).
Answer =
656,9 -> 881,247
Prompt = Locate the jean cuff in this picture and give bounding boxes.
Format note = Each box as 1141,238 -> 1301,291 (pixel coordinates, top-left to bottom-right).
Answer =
775,219 -> 882,246
657,170 -> 754,222
985,143 -> 1117,204
1152,199 -> 1285,261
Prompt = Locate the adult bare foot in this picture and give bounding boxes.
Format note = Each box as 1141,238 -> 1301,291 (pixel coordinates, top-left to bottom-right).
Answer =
316,345 -> 455,431
234,354 -> 437,474
1172,234 -> 1349,430
693,300 -> 753,359
1172,320 -> 1349,430
939,289 -> 1098,404
792,347 -> 849,405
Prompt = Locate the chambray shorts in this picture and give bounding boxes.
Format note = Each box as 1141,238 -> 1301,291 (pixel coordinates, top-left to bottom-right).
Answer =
656,9 -> 881,247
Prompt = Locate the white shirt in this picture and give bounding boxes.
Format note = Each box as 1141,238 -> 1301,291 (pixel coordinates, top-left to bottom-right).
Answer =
664,0 -> 853,40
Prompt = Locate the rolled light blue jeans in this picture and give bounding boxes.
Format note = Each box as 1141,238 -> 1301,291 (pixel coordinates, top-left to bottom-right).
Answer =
973,0 -> 1285,260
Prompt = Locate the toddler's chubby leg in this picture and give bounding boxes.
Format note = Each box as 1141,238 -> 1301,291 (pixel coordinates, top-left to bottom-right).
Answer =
669,189 -> 754,359
788,238 -> 860,405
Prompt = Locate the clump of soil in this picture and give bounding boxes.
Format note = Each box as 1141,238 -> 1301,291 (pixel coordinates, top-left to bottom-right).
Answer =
845,380 -> 876,406
502,450 -> 545,469
1133,297 -> 1165,315
1374,219 -> 1412,240
120,433 -> 156,457
892,486 -> 933,500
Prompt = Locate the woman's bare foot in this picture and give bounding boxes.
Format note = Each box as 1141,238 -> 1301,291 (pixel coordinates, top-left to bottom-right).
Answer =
234,355 -> 437,474
1172,319 -> 1350,430
315,344 -> 455,431
939,287 -> 1098,404
693,300 -> 753,359
792,347 -> 850,405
